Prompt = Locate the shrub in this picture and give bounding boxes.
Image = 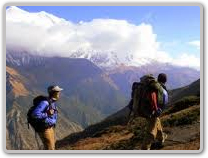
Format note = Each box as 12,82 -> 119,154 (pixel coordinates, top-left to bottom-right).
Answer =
162,106 -> 200,127
164,96 -> 199,115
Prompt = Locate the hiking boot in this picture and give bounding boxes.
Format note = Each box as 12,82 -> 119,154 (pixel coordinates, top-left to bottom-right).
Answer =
151,133 -> 167,150
141,145 -> 151,150
150,141 -> 164,150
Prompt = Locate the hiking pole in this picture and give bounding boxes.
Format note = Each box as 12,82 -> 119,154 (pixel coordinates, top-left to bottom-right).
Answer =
127,111 -> 136,125
128,109 -> 132,120
165,139 -> 185,144
126,99 -> 135,125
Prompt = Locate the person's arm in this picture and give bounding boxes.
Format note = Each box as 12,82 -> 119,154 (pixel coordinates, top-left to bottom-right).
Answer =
32,101 -> 48,119
150,92 -> 158,111
44,114 -> 57,126
163,89 -> 168,105
44,104 -> 58,127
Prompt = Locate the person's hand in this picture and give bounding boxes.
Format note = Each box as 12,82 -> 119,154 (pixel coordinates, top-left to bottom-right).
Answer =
47,109 -> 54,116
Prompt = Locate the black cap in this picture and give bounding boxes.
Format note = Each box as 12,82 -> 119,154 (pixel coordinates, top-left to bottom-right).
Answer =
158,73 -> 167,84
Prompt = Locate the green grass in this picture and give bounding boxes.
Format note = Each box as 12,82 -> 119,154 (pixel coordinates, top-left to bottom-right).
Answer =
162,105 -> 200,127
164,96 -> 199,115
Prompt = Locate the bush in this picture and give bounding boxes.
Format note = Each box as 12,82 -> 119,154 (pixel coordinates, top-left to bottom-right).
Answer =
162,106 -> 200,127
164,96 -> 199,115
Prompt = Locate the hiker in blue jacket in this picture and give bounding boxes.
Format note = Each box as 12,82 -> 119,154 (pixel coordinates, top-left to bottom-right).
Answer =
32,100 -> 58,127
31,85 -> 63,150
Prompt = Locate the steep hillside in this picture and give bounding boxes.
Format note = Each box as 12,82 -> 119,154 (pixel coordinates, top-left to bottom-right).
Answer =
7,51 -> 127,126
56,79 -> 201,150
6,54 -> 127,150
6,66 -> 29,97
169,79 -> 200,104
6,66 -> 83,150
56,104 -> 200,150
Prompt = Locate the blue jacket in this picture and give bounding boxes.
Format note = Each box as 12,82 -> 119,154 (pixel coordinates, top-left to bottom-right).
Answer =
31,100 -> 58,127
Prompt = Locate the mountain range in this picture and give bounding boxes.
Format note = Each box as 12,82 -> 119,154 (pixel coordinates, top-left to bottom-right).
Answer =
6,50 -> 200,150
6,50 -> 128,150
6,6 -> 154,68
6,6 -> 200,91
6,6 -> 200,70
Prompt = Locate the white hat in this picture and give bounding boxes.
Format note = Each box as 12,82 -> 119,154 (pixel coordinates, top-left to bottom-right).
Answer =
48,85 -> 63,93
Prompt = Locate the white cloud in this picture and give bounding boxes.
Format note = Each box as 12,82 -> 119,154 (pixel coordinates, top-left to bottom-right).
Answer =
172,53 -> 200,70
188,40 -> 200,50
6,16 -> 161,60
6,7 -> 200,70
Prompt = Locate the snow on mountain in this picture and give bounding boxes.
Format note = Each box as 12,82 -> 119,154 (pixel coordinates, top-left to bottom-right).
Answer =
6,49 -> 46,67
6,6 -> 68,28
5,6 -> 163,68
69,50 -> 152,68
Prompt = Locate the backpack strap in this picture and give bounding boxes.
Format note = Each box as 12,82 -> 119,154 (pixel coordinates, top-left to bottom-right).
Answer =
47,98 -> 52,106
43,97 -> 52,113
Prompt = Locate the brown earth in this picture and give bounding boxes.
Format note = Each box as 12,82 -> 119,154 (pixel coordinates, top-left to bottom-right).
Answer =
6,66 -> 29,97
57,105 -> 200,150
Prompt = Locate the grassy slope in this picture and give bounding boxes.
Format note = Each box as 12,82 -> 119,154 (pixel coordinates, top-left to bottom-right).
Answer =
56,103 -> 200,150
56,78 -> 201,150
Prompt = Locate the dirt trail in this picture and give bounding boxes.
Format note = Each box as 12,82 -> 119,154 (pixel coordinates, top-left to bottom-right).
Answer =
161,122 -> 200,150
58,121 -> 200,150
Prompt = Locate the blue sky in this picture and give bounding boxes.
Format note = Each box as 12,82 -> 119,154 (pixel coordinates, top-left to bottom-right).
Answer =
17,6 -> 200,57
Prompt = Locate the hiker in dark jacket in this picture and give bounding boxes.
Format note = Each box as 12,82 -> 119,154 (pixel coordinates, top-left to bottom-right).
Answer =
141,73 -> 168,150
32,85 -> 63,150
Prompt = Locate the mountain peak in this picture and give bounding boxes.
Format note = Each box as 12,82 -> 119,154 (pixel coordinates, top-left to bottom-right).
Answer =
6,6 -> 65,28
6,6 -> 28,14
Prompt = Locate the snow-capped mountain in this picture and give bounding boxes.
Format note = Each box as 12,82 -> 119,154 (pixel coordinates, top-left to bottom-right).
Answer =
6,6 -> 69,28
69,50 -> 152,68
5,6 -> 160,68
6,49 -> 46,66
6,6 -> 200,70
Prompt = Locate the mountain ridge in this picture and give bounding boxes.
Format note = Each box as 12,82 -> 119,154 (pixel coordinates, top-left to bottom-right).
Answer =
6,51 -> 200,150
